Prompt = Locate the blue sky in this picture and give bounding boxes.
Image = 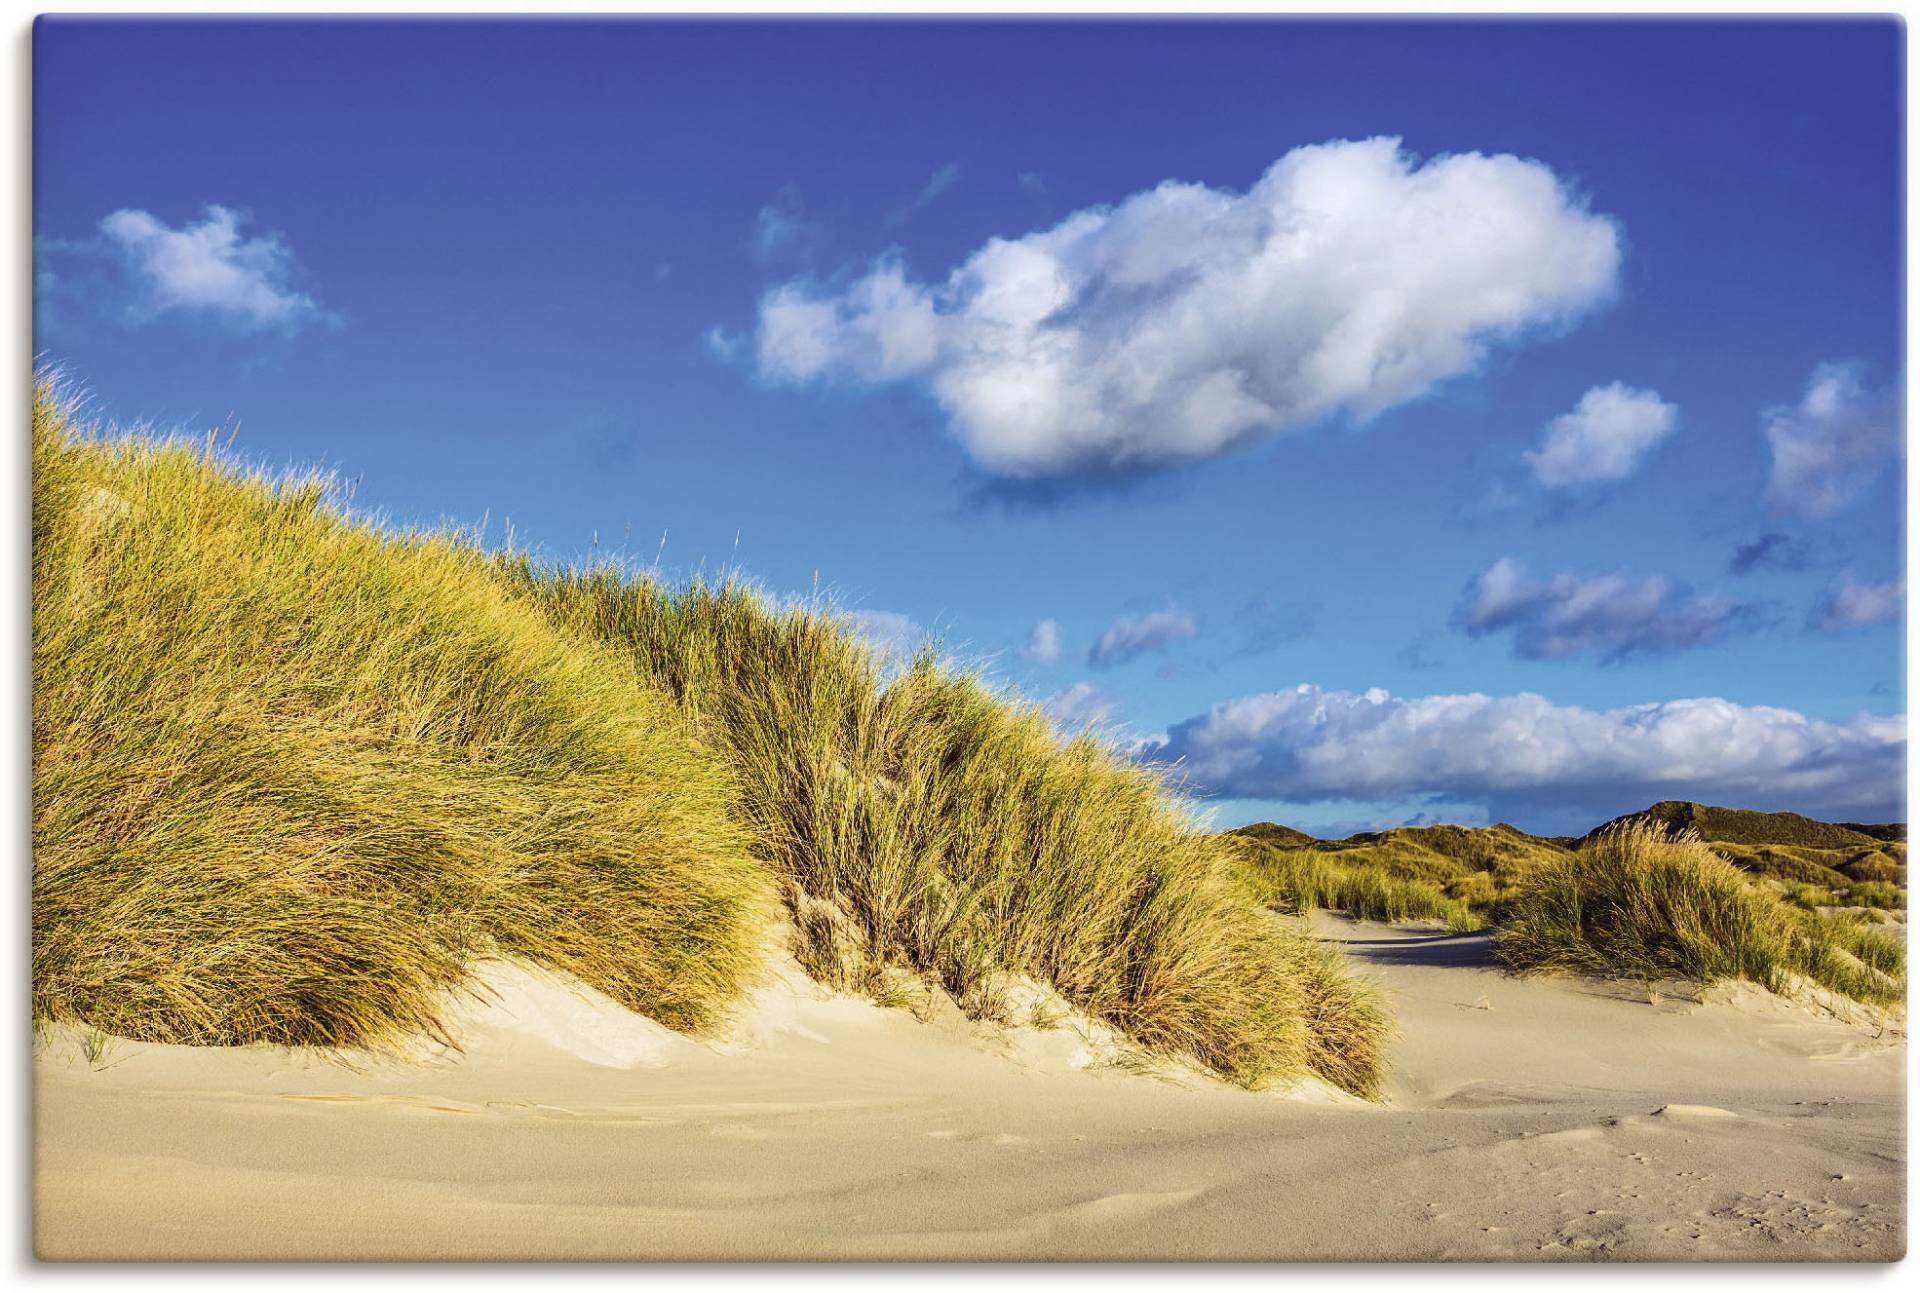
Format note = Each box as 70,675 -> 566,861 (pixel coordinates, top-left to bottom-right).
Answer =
33,17 -> 1906,833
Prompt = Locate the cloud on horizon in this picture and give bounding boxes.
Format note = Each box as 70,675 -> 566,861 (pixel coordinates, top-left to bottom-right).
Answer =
748,136 -> 1622,477
96,205 -> 326,331
1142,683 -> 1905,826
1454,557 -> 1752,662
1764,362 -> 1902,519
1525,382 -> 1678,488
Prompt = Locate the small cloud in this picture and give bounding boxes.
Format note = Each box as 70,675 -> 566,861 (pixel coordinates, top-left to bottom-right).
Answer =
1088,607 -> 1198,668
1524,382 -> 1678,487
1021,617 -> 1067,665
704,324 -> 745,363
1728,532 -> 1811,576
1018,171 -> 1047,199
1764,362 -> 1902,519
1454,556 -> 1751,663
839,609 -> 931,662
886,162 -> 963,227
1813,574 -> 1903,632
752,185 -> 817,262
1039,680 -> 1118,733
97,204 -> 326,331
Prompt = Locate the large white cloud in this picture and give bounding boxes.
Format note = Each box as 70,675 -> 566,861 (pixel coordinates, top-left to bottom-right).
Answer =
1454,557 -> 1748,662
1764,363 -> 1902,518
99,205 -> 324,330
1143,684 -> 1905,823
1525,382 -> 1678,487
751,137 -> 1622,477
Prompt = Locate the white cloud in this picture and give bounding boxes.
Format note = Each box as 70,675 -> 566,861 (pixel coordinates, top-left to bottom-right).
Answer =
1039,680 -> 1118,733
1143,683 -> 1904,824
1525,382 -> 1678,487
98,205 -> 323,330
838,609 -> 930,663
1087,608 -> 1198,667
1814,574 -> 1904,632
751,136 -> 1621,477
1455,557 -> 1748,662
1021,617 -> 1067,665
1764,363 -> 1902,518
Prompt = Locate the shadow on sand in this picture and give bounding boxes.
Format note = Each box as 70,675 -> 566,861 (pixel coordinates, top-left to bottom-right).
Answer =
1329,929 -> 1501,972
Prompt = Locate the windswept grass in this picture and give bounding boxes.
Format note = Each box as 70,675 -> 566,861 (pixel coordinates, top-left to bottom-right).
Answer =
1498,822 -> 1904,1008
33,387 -> 769,1048
507,569 -> 1388,1094
1232,842 -> 1485,933
33,384 -> 1389,1096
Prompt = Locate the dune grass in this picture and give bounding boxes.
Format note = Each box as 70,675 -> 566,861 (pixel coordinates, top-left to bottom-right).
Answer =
32,387 -> 770,1048
505,568 -> 1387,1094
1231,842 -> 1486,933
1497,821 -> 1904,1008
32,385 -> 1388,1096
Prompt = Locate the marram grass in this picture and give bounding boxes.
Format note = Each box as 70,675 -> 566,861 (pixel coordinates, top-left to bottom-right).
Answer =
507,569 -> 1387,1094
32,386 -> 1388,1096
33,386 -> 770,1048
1497,821 -> 1904,1007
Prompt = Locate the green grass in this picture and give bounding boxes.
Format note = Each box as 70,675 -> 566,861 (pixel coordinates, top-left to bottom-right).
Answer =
506,568 -> 1387,1094
1497,821 -> 1904,1007
1231,842 -> 1486,932
32,385 -> 1389,1096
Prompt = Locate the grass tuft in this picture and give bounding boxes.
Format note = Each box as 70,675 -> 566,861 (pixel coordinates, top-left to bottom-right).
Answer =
33,387 -> 770,1048
1497,821 -> 1904,1007
507,568 -> 1388,1094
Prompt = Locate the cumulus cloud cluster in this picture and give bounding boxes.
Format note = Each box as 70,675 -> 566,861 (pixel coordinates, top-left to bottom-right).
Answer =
1454,557 -> 1748,662
1144,683 -> 1905,823
1764,363 -> 1902,518
99,205 -> 323,331
1525,382 -> 1678,487
1813,574 -> 1904,633
1087,608 -> 1198,667
751,136 -> 1621,477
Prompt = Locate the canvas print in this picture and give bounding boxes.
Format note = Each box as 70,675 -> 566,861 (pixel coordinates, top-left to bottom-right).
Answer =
29,15 -> 1906,1263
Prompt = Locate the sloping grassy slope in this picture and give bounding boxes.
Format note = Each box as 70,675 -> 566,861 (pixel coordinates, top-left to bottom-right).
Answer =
33,388 -> 1388,1096
507,570 -> 1387,1094
33,390 -> 769,1047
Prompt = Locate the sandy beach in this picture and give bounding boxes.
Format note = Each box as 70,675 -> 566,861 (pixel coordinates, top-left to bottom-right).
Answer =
33,915 -> 1904,1262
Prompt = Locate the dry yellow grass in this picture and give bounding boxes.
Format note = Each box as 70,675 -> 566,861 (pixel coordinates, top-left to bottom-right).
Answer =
33,382 -> 1389,1095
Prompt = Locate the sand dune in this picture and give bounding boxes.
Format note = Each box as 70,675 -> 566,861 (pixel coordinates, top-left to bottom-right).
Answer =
34,917 -> 1904,1261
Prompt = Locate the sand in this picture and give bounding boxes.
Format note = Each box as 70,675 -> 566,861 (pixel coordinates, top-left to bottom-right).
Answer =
33,916 -> 1906,1261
